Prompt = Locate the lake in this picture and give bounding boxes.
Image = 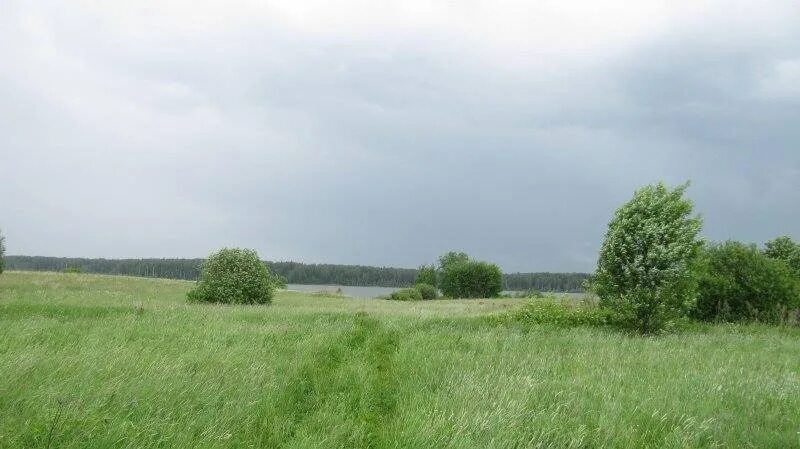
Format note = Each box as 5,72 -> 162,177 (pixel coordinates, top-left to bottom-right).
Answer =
286,284 -> 399,299
287,284 -> 591,300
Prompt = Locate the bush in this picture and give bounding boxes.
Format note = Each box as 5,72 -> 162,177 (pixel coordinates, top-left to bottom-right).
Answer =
696,241 -> 800,323
416,265 -> 437,288
389,288 -> 423,301
187,248 -> 276,304
64,267 -> 83,274
438,252 -> 503,299
764,236 -> 800,276
414,283 -> 438,300
592,182 -> 704,334
512,300 -> 612,327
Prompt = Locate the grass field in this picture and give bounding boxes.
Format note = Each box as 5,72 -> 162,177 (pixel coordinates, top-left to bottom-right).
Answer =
1,271 -> 799,448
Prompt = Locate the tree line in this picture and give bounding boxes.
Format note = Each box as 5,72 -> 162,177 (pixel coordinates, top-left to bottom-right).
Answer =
2,255 -> 589,292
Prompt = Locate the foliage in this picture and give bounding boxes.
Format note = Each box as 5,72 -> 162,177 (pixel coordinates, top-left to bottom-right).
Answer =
696,241 -> 800,323
438,252 -> 503,299
63,267 -> 83,274
438,252 -> 470,271
511,300 -> 613,327
389,287 -> 423,301
388,283 -> 438,301
592,182 -> 704,333
764,236 -> 800,275
187,248 -> 276,304
0,228 -> 4,274
414,283 -> 438,300
416,264 -> 437,288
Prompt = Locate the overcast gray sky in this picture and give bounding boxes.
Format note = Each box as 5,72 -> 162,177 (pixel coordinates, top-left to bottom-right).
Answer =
2,0 -> 799,272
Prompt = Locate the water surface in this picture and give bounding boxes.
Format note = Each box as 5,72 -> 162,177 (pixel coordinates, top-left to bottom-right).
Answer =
287,284 -> 590,300
286,284 -> 399,299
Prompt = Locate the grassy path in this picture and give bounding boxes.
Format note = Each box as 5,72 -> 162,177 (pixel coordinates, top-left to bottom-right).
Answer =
257,313 -> 400,448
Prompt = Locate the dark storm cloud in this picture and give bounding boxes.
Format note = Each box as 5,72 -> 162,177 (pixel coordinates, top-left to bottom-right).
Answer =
2,1 -> 799,272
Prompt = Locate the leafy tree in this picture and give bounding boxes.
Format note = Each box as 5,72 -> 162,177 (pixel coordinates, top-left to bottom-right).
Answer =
187,248 -> 276,304
438,252 -> 503,298
696,241 -> 799,323
438,252 -> 469,271
0,229 -> 4,274
416,264 -> 437,288
764,236 -> 800,275
592,182 -> 704,333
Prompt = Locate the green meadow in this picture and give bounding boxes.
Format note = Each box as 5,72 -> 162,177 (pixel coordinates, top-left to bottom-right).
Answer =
1,271 -> 799,448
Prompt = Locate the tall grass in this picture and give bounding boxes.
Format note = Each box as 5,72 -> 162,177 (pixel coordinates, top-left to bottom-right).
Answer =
1,271 -> 798,448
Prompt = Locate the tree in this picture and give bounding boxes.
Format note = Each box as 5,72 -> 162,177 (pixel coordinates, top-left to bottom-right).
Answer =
416,264 -> 437,288
696,241 -> 799,323
438,252 -> 503,299
187,248 -> 276,304
592,182 -> 704,333
438,252 -> 469,271
764,236 -> 800,275
0,229 -> 5,274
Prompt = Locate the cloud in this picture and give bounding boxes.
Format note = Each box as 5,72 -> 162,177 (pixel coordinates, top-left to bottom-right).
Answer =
2,0 -> 798,272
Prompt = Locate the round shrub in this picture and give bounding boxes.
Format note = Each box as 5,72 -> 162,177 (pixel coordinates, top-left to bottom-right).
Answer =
389,288 -> 423,301
414,283 -> 438,300
696,241 -> 800,323
188,248 -> 275,304
439,258 -> 503,299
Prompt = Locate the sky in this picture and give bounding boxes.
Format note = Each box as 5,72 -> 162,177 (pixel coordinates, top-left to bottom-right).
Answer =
1,0 -> 799,272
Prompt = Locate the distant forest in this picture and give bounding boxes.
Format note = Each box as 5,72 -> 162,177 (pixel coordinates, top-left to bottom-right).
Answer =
4,256 -> 589,292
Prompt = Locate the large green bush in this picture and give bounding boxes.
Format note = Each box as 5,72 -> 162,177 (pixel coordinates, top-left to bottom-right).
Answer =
764,236 -> 800,276
414,283 -> 438,300
187,248 -> 276,304
438,252 -> 503,299
592,182 -> 703,333
389,288 -> 423,301
386,284 -> 437,301
696,241 -> 799,323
